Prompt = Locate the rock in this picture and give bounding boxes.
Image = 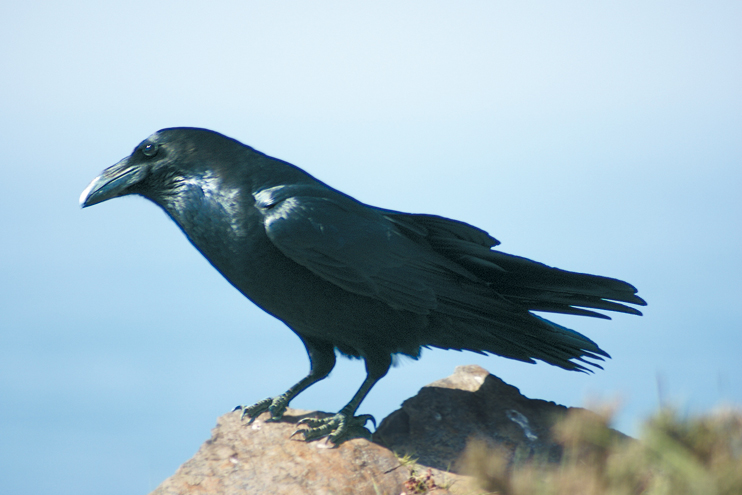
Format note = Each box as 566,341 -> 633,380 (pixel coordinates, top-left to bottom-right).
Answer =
150,365 -> 626,494
150,410 -> 420,495
373,364 -> 628,473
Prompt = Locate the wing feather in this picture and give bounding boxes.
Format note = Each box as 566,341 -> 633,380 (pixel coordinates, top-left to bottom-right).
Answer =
254,184 -> 475,314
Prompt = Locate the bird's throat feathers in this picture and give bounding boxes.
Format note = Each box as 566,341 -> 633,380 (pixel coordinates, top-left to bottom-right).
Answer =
158,171 -> 249,248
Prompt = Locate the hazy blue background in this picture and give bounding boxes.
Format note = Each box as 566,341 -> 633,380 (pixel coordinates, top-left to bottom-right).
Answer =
1,1 -> 740,493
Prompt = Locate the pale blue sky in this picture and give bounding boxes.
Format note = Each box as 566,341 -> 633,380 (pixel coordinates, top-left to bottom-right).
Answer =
1,2 -> 740,494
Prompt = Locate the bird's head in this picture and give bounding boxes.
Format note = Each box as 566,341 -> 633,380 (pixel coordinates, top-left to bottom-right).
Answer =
81,129 -> 190,208
80,128 -> 245,209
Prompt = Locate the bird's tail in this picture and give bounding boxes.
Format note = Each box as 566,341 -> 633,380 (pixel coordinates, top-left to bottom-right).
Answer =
385,210 -> 646,319
470,249 -> 647,319
432,296 -> 614,373
445,250 -> 645,372
384,211 -> 646,371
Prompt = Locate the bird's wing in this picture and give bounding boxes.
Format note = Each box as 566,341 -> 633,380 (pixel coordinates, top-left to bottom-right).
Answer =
254,184 -> 477,314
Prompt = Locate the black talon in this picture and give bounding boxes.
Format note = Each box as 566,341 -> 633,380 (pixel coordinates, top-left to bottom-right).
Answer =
234,396 -> 285,424
288,411 -> 373,443
358,414 -> 376,429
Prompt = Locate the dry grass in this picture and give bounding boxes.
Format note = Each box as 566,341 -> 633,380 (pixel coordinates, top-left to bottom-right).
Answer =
459,405 -> 742,495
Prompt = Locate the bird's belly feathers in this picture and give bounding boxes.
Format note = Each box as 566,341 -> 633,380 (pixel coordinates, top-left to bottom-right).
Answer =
191,223 -> 431,358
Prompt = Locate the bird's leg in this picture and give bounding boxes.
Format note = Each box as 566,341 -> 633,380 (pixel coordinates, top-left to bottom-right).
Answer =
293,354 -> 391,444
235,338 -> 335,423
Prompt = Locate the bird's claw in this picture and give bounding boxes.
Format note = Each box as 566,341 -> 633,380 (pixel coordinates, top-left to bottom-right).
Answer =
291,412 -> 375,444
234,396 -> 289,423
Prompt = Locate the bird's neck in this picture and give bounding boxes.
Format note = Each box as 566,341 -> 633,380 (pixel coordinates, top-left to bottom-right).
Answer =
152,173 -> 252,261
147,172 -> 294,312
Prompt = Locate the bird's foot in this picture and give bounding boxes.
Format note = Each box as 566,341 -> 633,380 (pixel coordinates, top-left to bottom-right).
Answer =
291,412 -> 375,444
233,395 -> 289,423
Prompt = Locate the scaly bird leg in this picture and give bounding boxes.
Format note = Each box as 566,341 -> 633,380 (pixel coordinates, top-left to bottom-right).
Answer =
235,338 -> 335,423
293,354 -> 390,444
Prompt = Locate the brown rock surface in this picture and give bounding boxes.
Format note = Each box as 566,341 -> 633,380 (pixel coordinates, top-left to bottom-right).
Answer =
150,365 -> 625,494
150,410 -> 419,495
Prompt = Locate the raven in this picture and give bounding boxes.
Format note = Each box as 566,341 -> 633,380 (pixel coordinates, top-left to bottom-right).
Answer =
80,128 -> 646,443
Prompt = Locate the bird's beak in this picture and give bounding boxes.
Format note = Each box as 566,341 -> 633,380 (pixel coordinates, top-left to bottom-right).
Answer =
80,157 -> 145,208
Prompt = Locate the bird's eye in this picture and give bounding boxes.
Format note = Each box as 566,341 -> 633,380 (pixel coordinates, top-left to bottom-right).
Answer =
142,143 -> 158,157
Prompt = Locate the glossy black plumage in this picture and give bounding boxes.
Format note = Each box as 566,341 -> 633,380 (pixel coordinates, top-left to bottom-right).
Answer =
80,127 -> 646,442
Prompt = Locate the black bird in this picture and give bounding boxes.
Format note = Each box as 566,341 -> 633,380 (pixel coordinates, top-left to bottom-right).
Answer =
80,128 -> 646,443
